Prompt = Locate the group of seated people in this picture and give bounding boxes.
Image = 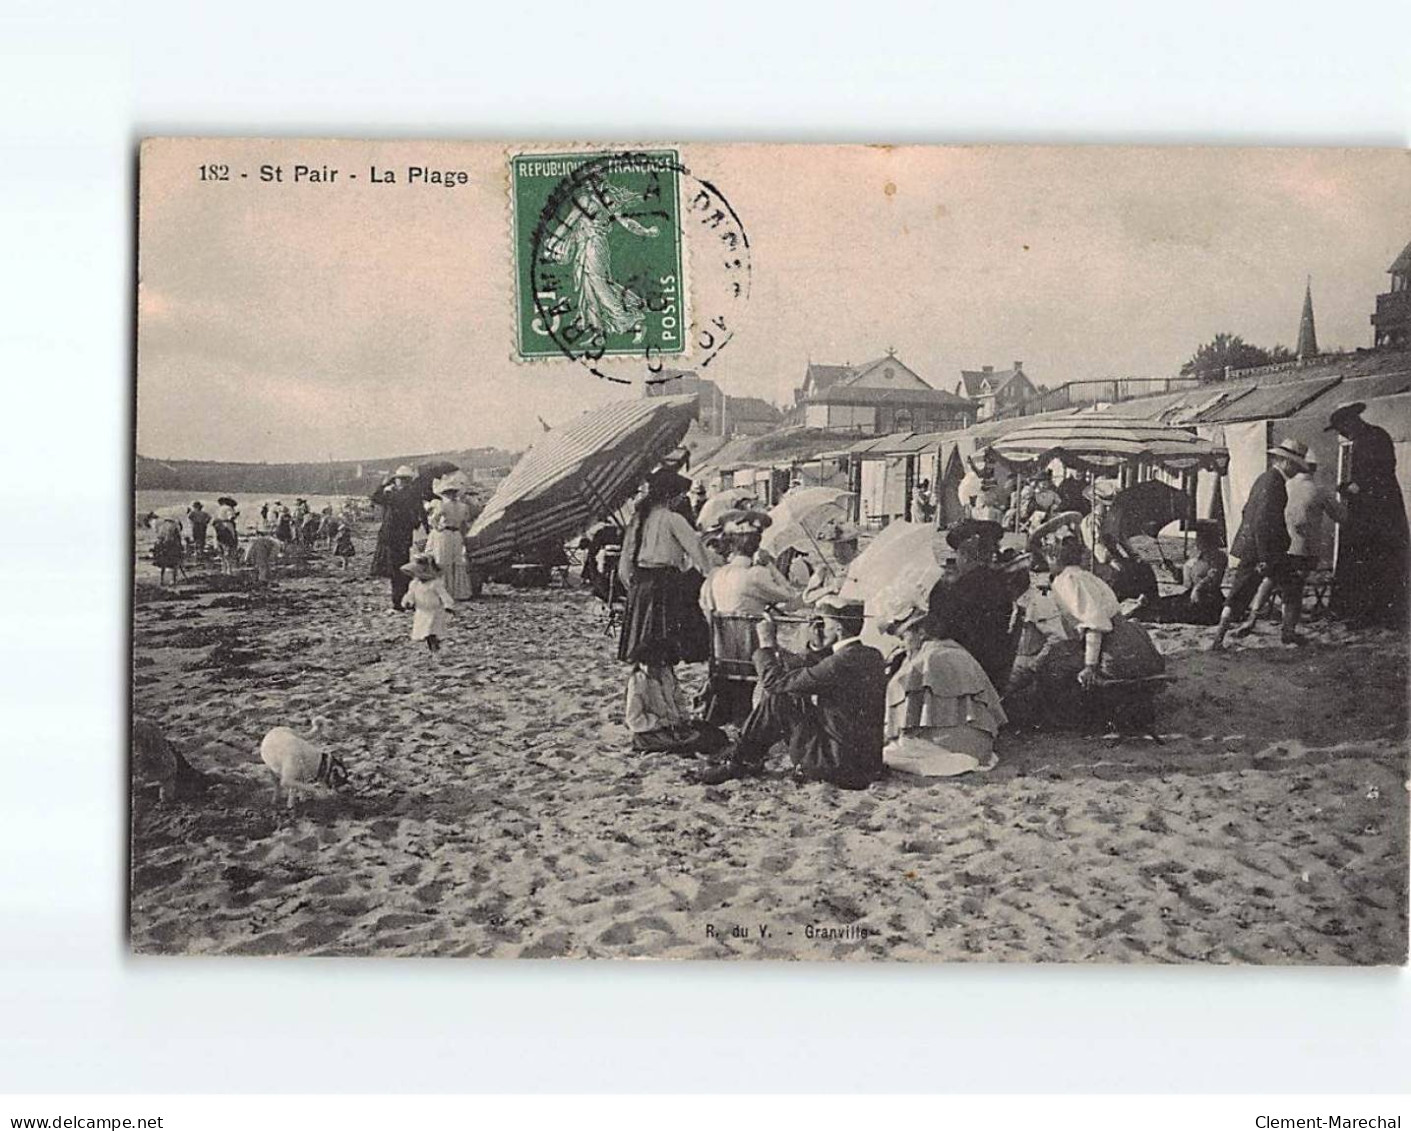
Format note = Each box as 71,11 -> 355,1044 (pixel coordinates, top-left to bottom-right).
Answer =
670,501 -> 1169,791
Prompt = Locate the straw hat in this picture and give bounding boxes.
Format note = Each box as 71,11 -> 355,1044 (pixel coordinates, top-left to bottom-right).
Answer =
1267,438 -> 1312,471
392,464 -> 417,480
720,508 -> 773,533
435,470 -> 473,495
874,586 -> 930,635
813,592 -> 865,621
1325,401 -> 1367,432
399,553 -> 440,580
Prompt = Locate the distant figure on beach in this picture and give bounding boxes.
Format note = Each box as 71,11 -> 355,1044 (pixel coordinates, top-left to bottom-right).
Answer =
1210,439 -> 1306,649
213,497 -> 240,573
299,508 -> 321,549
695,593 -> 888,790
259,502 -> 269,529
333,522 -> 355,569
878,583 -> 1006,778
274,503 -> 294,544
1325,402 -> 1409,630
427,474 -> 476,599
911,478 -> 935,525
244,528 -> 279,585
371,466 -> 429,611
1133,521 -> 1227,626
151,517 -> 184,586
186,501 -> 211,552
399,553 -> 454,659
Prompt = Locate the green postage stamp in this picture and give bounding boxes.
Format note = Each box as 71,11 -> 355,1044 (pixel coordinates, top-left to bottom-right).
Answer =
512,150 -> 685,365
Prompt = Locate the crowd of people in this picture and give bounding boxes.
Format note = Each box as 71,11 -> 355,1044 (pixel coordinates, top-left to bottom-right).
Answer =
602,456 -> 1171,792
143,400 -> 1407,792
603,399 -> 1407,792
145,494 -> 360,586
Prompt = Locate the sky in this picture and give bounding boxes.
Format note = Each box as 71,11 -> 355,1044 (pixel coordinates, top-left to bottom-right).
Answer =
137,140 -> 1411,462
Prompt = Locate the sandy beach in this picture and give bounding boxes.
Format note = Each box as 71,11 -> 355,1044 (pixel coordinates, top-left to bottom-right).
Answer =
129,524 -> 1409,963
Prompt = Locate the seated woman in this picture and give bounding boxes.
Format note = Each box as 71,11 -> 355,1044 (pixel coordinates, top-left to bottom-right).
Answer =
1133,522 -> 1227,625
1099,534 -> 1160,606
1007,523 -> 1165,730
698,514 -> 798,616
878,584 -> 1007,778
699,512 -> 800,724
933,518 -> 1026,693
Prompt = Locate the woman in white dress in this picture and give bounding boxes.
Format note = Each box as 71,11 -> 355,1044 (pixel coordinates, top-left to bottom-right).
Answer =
1007,525 -> 1164,729
426,474 -> 476,599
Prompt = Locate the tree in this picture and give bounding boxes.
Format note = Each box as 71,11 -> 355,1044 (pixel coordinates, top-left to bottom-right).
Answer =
1180,333 -> 1294,385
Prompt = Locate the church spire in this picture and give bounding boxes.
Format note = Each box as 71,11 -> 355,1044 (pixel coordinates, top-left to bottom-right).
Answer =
1297,276 -> 1319,360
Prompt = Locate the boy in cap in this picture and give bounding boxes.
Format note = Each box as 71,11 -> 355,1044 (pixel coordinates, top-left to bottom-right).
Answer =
1210,439 -> 1309,649
695,592 -> 888,790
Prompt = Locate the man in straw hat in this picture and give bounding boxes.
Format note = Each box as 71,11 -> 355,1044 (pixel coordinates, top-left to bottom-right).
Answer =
371,464 -> 429,611
1325,401 -> 1409,629
694,591 -> 888,790
1209,439 -> 1310,649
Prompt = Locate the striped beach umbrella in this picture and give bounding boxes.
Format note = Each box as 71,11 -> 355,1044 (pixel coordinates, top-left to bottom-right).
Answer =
990,414 -> 1227,472
466,394 -> 698,567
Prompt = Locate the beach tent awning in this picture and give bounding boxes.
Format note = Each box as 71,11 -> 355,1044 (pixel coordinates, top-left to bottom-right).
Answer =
1194,376 -> 1342,423
1100,388 -> 1206,421
466,394 -> 698,566
990,414 -> 1228,473
892,430 -> 950,454
1300,369 -> 1411,417
851,431 -> 916,458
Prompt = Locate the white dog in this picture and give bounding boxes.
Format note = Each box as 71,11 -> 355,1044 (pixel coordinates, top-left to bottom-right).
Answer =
258,716 -> 348,809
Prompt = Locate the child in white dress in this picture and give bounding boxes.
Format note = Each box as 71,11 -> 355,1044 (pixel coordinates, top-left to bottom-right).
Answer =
399,553 -> 455,656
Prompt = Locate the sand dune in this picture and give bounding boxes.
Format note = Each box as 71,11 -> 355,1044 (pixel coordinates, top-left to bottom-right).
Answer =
129,536 -> 1408,963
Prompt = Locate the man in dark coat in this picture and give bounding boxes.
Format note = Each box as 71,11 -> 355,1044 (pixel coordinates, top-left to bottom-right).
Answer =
695,595 -> 888,790
370,464 -> 428,610
1210,440 -> 1307,649
1326,402 -> 1409,629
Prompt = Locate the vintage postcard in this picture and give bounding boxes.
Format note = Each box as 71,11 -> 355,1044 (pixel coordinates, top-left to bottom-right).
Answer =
132,139 -> 1410,962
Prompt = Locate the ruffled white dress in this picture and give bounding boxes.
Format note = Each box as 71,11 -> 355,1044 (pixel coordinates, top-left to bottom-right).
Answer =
883,638 -> 1007,777
425,497 -> 475,599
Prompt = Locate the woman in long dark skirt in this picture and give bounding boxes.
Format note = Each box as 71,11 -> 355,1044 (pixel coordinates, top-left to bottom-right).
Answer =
617,468 -> 718,752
